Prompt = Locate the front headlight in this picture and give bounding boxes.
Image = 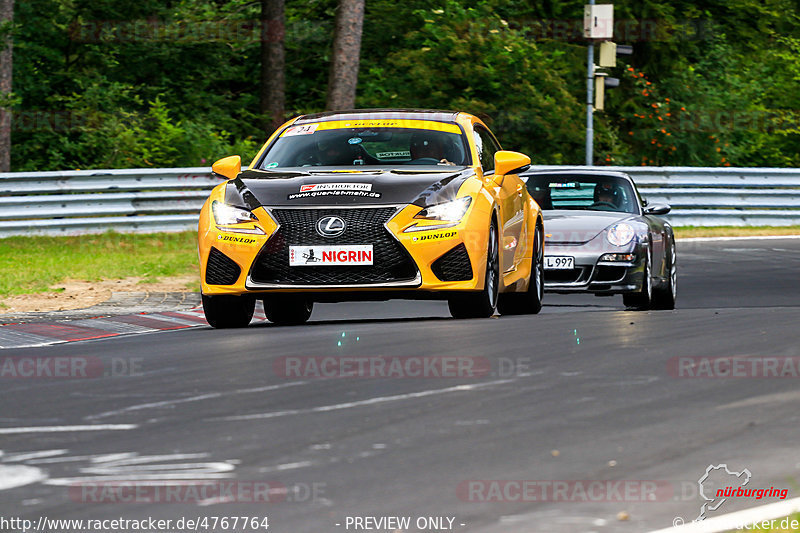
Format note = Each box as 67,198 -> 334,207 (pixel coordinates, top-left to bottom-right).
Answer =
212,200 -> 258,226
404,196 -> 472,233
414,197 -> 472,222
606,223 -> 635,247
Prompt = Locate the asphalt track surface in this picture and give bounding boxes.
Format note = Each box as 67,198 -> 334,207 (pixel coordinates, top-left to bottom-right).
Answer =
2,238 -> 800,532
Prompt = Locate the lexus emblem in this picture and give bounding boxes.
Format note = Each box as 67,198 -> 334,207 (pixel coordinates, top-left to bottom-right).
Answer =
316,216 -> 346,238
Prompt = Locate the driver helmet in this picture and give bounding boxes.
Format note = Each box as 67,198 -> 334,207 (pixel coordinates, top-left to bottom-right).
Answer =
409,132 -> 445,160
529,184 -> 553,210
594,182 -> 621,207
317,139 -> 359,165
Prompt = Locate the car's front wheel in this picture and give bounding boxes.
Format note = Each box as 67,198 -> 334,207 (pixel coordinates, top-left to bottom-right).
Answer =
264,297 -> 314,325
202,294 -> 256,328
449,220 -> 499,319
652,238 -> 677,310
498,223 -> 544,315
623,250 -> 653,310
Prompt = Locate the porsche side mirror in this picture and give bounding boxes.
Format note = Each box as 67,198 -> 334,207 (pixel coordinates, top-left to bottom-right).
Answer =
212,155 -> 242,180
644,204 -> 671,215
494,150 -> 531,177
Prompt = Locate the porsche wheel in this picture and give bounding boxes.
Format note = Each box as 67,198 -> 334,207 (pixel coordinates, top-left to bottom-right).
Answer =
498,223 -> 543,315
448,220 -> 499,319
264,297 -> 314,325
652,238 -> 677,310
202,294 -> 255,328
623,251 -> 653,310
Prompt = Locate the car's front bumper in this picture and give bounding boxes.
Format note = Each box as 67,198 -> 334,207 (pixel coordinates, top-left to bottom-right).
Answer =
543,244 -> 646,294
199,199 -> 495,297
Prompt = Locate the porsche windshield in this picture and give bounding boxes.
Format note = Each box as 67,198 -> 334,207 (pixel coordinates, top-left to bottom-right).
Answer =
526,175 -> 640,214
258,122 -> 470,169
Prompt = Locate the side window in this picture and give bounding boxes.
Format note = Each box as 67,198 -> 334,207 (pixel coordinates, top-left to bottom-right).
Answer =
473,126 -> 501,173
472,130 -> 484,168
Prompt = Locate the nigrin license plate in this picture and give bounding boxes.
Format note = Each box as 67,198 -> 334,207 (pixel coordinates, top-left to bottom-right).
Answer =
289,245 -> 374,266
544,256 -> 575,270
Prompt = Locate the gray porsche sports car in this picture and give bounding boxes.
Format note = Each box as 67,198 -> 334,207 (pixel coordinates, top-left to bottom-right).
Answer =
522,170 -> 677,310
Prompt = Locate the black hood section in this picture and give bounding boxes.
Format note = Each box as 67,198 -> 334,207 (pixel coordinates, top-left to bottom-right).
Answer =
229,176 -> 261,212
225,168 -> 475,208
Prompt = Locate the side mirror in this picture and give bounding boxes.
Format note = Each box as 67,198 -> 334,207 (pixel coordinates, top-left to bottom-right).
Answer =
212,155 -> 242,180
644,204 -> 671,215
494,150 -> 531,177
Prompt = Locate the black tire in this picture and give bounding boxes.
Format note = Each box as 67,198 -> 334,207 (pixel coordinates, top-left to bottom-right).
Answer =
448,220 -> 499,319
264,297 -> 314,325
202,294 -> 256,328
498,223 -> 544,315
623,251 -> 653,310
652,238 -> 677,310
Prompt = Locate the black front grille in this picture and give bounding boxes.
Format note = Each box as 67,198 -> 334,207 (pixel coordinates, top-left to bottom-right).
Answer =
545,267 -> 587,283
206,247 -> 242,285
250,208 -> 418,285
594,265 -> 626,282
431,243 -> 473,281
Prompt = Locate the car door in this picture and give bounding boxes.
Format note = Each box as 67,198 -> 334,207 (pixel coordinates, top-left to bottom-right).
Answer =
473,124 -> 525,274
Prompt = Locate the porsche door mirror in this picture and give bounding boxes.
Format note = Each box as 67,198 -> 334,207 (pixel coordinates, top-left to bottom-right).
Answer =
494,151 -> 531,177
644,204 -> 671,215
212,155 -> 242,180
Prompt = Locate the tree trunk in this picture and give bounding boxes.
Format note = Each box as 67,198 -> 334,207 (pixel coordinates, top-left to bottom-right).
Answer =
326,0 -> 365,111
260,0 -> 285,134
0,0 -> 13,172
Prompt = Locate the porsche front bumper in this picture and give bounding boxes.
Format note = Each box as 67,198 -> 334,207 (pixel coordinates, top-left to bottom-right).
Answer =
543,243 -> 647,294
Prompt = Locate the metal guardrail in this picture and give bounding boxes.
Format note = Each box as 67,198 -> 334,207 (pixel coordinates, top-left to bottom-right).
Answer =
0,168 -> 217,237
528,166 -> 800,227
0,165 -> 799,237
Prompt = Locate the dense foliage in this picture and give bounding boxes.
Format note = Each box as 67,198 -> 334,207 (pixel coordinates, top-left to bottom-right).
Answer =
9,0 -> 800,170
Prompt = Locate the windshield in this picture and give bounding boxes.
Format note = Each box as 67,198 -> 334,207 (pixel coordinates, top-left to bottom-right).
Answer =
258,120 -> 470,169
526,174 -> 640,214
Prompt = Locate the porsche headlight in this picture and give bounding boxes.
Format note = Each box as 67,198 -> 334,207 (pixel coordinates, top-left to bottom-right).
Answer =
414,197 -> 472,222
606,223 -> 635,247
212,200 -> 258,226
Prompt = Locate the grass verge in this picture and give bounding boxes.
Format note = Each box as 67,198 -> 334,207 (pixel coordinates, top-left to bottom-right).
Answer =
0,231 -> 198,297
1,226 -> 799,299
675,226 -> 800,238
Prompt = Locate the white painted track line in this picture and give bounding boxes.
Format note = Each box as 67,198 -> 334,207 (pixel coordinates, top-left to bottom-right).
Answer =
0,424 -> 137,434
678,235 -> 800,242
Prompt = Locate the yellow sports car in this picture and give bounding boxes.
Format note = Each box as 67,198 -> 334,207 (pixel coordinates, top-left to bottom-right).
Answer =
198,109 -> 544,327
